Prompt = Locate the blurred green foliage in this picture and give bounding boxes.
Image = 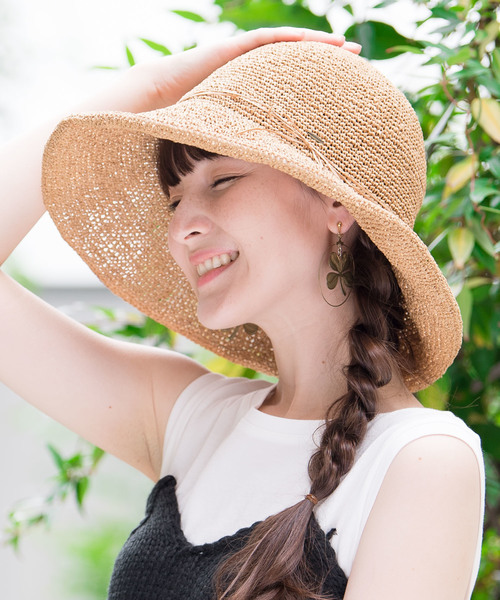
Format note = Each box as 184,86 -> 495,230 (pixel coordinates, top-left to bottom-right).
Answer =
5,0 -> 499,597
5,441 -> 105,553
58,522 -> 137,600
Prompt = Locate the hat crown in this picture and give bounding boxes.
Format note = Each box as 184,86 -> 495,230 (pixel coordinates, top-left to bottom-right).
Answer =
182,42 -> 427,227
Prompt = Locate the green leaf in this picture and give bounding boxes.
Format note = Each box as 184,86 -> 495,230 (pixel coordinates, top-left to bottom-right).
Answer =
215,0 -> 330,31
342,4 -> 354,17
386,44 -> 424,55
470,219 -> 497,258
75,477 -> 89,508
442,155 -> 478,199
429,5 -> 462,24
344,21 -> 415,60
171,10 -> 206,23
431,21 -> 462,36
373,0 -> 398,7
487,155 -> 500,179
419,40 -> 448,52
448,227 -> 474,269
7,534 -> 20,553
450,60 -> 487,80
428,228 -> 449,253
92,305 -> 116,320
472,243 -> 498,274
92,446 -> 105,467
471,179 -> 499,204
140,38 -> 171,56
446,46 -> 474,66
47,444 -> 65,471
67,453 -> 83,469
466,277 -> 491,289
456,286 -> 473,340
125,45 -> 136,67
491,48 -> 500,82
470,347 -> 497,383
471,98 -> 500,143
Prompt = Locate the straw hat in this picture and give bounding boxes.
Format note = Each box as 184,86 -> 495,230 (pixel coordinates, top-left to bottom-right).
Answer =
42,41 -> 462,392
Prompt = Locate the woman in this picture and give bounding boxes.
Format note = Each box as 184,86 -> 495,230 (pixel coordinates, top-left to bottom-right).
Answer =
1,27 -> 483,600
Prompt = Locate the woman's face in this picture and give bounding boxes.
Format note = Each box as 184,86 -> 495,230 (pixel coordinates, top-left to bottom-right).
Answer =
167,156 -> 333,331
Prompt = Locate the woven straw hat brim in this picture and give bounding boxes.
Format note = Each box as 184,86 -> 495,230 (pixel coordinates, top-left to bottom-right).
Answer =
42,43 -> 463,392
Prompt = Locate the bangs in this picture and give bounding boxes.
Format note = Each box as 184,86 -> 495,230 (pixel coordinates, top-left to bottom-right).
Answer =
157,139 -> 219,198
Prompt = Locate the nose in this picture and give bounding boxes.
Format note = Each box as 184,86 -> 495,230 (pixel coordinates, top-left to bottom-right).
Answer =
168,195 -> 213,244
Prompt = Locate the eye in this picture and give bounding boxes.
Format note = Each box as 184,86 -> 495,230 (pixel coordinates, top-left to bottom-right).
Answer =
211,175 -> 240,189
167,197 -> 181,212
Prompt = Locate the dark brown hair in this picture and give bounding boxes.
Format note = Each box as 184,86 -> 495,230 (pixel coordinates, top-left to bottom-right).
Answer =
158,139 -> 218,195
157,139 -> 416,600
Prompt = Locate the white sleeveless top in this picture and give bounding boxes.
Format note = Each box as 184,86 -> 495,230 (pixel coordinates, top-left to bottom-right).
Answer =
161,372 -> 485,596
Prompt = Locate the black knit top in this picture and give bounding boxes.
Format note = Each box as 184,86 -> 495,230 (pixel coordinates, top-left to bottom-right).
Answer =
108,476 -> 348,599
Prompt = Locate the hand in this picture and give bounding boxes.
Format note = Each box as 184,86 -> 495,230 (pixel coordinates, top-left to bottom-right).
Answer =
112,27 -> 362,113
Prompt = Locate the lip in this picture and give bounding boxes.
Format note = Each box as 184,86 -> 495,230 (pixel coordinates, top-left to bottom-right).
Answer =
189,248 -> 238,266
197,260 -> 235,288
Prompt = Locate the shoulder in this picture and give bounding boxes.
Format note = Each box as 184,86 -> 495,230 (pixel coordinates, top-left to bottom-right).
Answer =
344,432 -> 484,599
377,433 -> 483,511
160,373 -> 275,477
166,372 -> 274,425
349,408 -> 484,503
359,408 -> 485,535
316,408 -> 485,592
359,407 -> 482,463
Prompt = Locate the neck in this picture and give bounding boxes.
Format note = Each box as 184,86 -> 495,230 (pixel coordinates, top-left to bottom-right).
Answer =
256,294 -> 355,420
256,299 -> 419,420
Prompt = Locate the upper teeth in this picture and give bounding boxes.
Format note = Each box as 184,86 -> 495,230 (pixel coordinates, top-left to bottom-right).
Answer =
197,251 -> 239,276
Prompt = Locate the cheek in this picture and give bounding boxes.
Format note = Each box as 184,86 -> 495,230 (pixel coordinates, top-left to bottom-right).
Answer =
166,229 -> 178,265
167,231 -> 190,280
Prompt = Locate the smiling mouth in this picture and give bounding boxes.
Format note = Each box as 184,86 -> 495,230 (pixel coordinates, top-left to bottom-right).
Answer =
196,251 -> 239,277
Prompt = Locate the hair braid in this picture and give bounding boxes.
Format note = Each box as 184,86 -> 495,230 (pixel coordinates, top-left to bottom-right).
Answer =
309,229 -> 412,504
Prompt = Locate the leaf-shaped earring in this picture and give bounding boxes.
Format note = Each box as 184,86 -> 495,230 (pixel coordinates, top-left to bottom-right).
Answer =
243,323 -> 259,335
320,221 -> 354,307
224,322 -> 259,341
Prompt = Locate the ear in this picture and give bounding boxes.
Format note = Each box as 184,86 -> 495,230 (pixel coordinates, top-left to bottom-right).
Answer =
325,200 -> 356,235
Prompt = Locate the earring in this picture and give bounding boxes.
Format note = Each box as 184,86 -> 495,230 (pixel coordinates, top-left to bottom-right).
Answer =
224,323 -> 259,341
320,221 -> 354,307
243,323 -> 259,335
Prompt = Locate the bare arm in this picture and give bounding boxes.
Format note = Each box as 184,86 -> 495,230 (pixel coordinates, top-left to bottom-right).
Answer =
0,28 -> 361,481
344,435 -> 482,599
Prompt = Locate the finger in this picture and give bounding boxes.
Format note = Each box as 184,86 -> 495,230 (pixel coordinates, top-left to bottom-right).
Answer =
214,28 -> 362,64
251,26 -> 346,46
236,27 -> 346,51
341,41 -> 362,55
247,28 -> 363,55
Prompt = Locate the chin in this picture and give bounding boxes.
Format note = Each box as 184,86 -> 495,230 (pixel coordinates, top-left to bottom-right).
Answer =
196,310 -> 242,332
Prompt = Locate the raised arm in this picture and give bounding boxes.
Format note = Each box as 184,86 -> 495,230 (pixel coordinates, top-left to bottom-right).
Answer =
0,28 -> 361,481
